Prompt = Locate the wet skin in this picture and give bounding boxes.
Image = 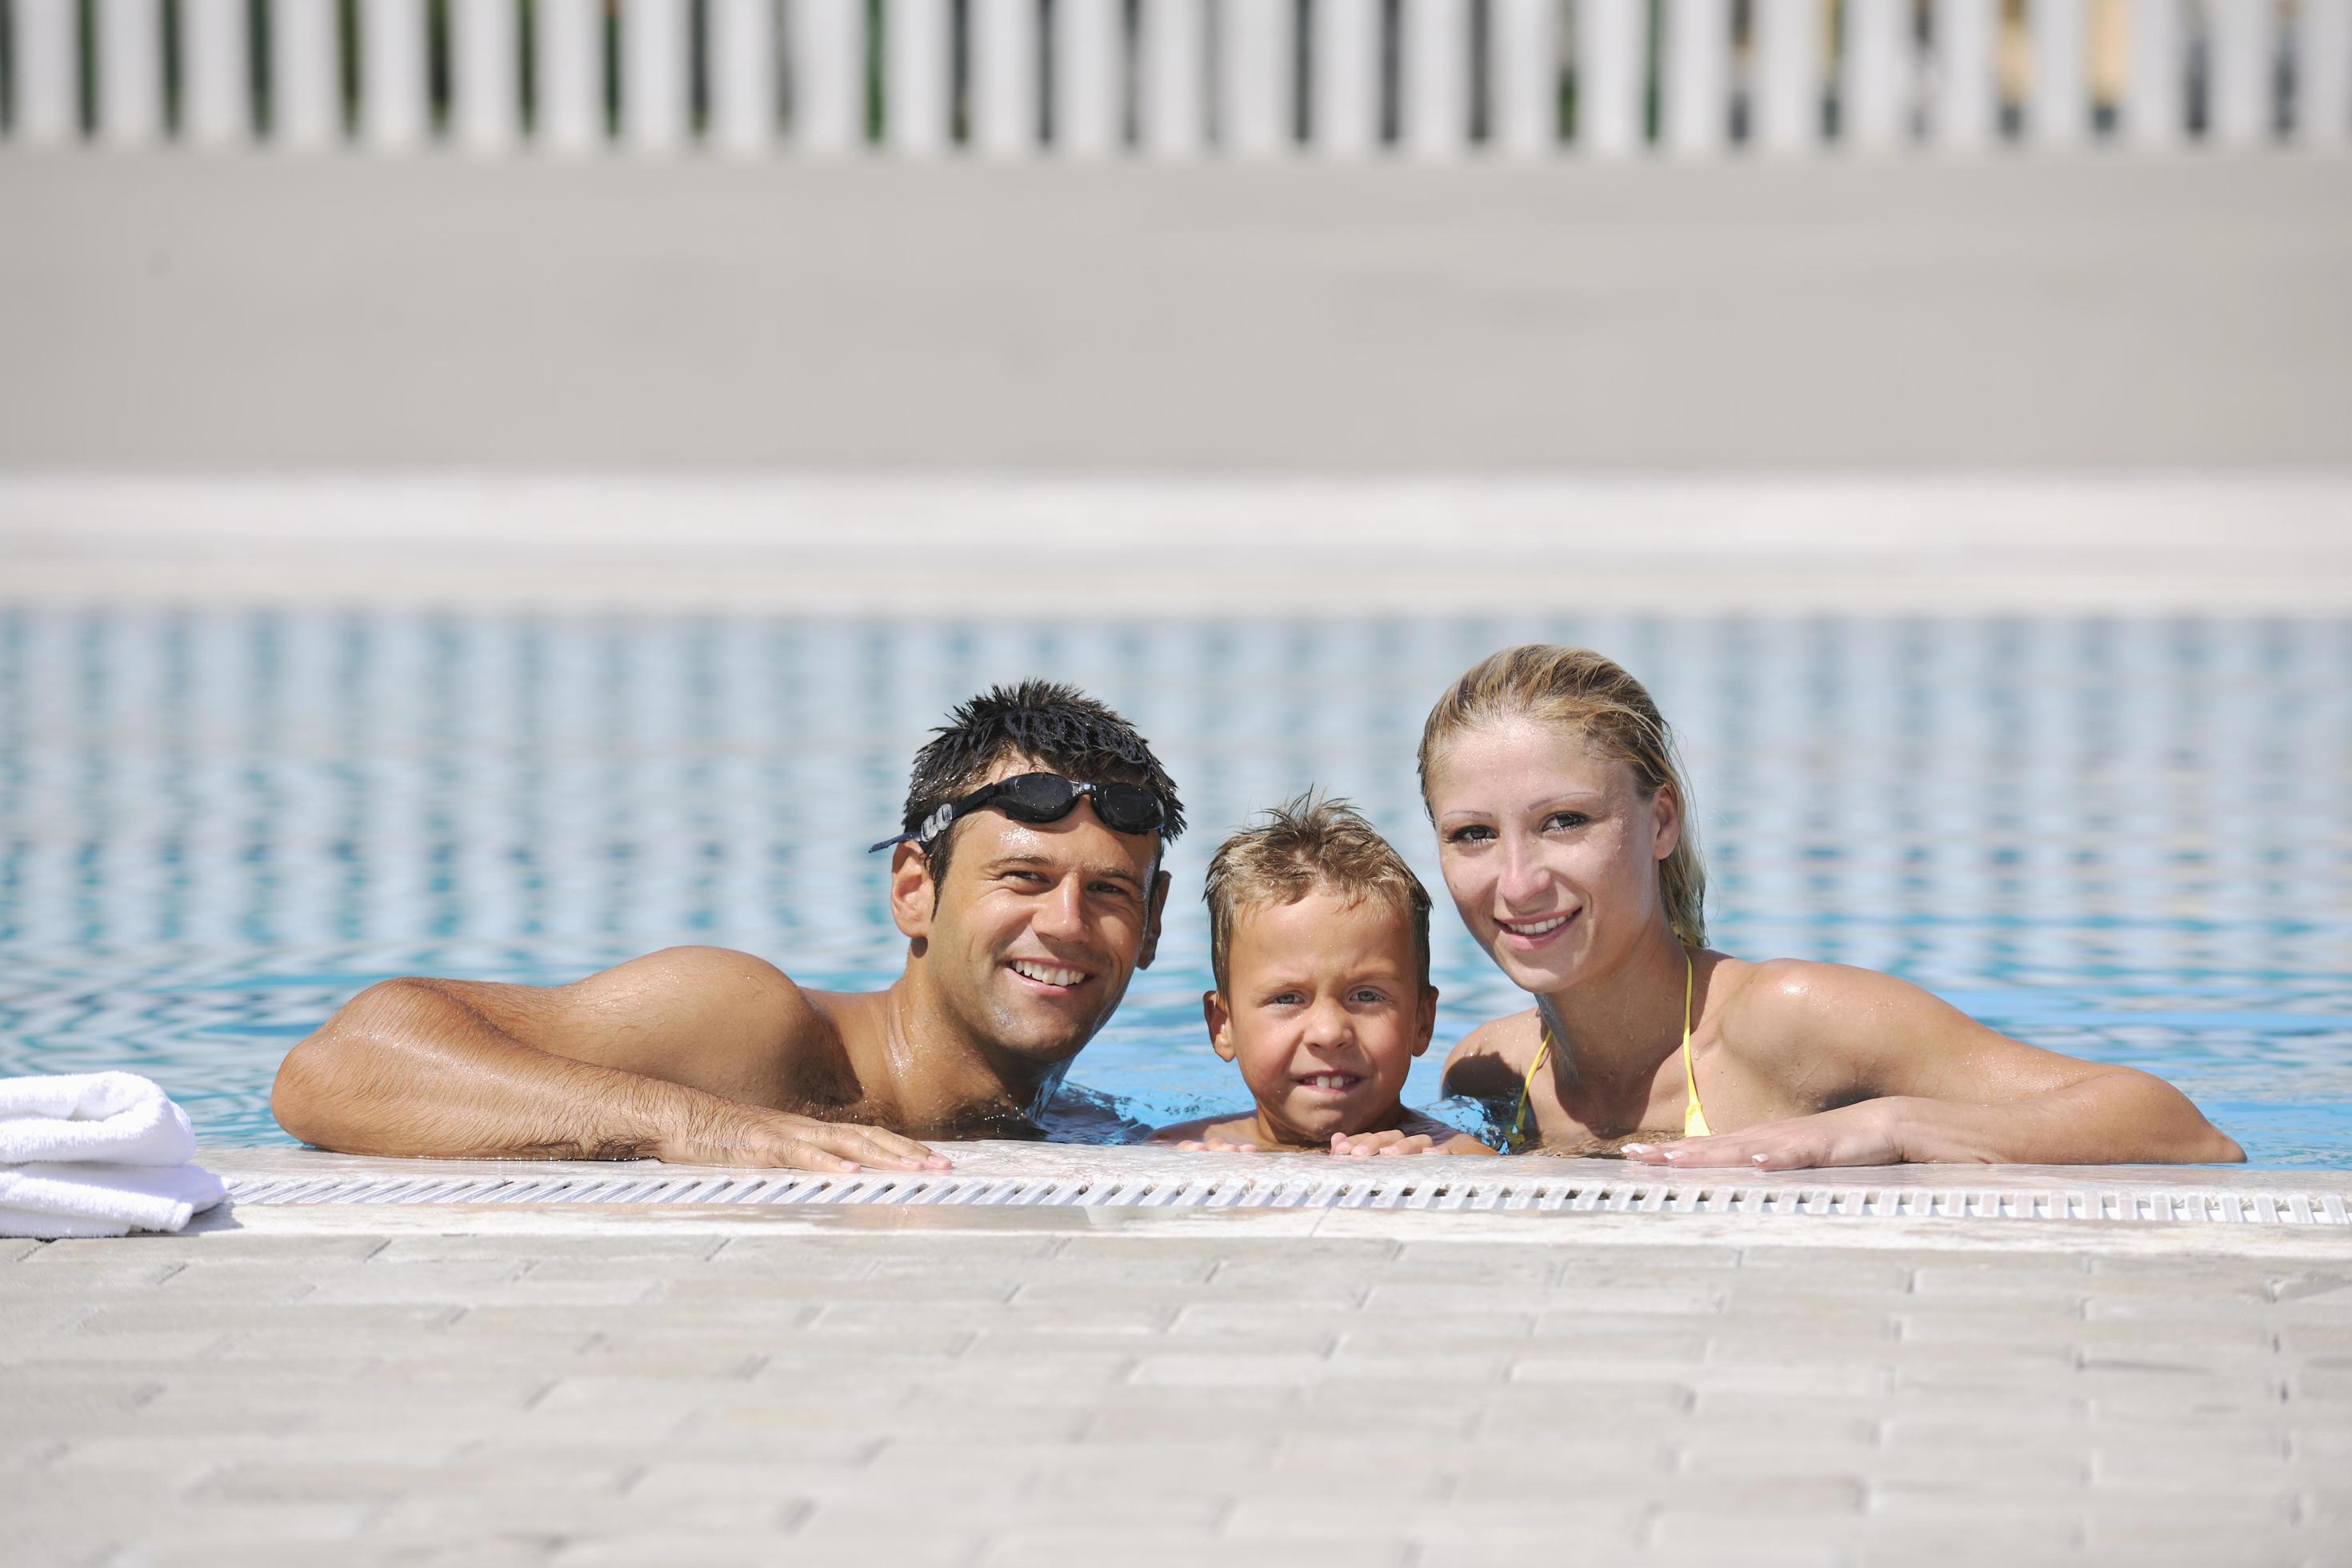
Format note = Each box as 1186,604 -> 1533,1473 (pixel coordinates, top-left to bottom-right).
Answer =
1150,889 -> 1492,1157
1428,719 -> 2243,1168
272,753 -> 1171,1171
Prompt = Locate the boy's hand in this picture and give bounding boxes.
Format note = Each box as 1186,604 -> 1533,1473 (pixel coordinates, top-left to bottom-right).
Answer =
1330,1130 -> 1440,1158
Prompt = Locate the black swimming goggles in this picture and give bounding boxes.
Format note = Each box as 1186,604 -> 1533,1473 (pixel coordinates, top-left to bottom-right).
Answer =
869,773 -> 1168,854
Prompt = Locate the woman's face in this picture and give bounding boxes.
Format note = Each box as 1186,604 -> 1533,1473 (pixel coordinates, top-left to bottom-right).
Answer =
1426,719 -> 1680,996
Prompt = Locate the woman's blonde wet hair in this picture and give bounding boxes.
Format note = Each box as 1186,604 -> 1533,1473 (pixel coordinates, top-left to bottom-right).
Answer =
1417,645 -> 1707,946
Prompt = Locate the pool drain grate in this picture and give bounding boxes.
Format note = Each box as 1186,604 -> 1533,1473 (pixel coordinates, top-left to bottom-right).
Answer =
222,1170 -> 2352,1225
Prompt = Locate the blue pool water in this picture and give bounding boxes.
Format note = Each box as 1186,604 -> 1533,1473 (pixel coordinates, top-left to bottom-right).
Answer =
2,610 -> 2346,1166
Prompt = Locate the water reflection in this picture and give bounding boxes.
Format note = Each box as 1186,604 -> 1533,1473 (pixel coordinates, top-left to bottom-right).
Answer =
0,609 -> 2346,1164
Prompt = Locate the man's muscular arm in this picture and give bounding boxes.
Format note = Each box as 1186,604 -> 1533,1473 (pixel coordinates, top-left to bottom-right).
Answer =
270,947 -> 946,1171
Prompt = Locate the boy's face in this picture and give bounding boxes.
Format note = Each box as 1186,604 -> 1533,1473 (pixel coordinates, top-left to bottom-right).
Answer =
1206,886 -> 1439,1146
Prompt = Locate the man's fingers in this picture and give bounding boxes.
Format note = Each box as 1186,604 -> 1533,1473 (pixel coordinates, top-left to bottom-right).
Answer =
782,1118 -> 949,1172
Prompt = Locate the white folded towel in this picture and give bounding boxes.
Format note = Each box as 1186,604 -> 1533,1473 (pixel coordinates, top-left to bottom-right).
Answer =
0,1072 -> 197,1166
0,1161 -> 228,1240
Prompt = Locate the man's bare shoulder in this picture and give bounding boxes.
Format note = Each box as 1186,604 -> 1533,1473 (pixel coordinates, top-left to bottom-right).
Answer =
1441,1008 -> 1543,1102
547,946 -> 849,1107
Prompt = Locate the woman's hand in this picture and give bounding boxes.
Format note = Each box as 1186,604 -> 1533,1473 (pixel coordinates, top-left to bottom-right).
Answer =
1620,1099 -> 1906,1171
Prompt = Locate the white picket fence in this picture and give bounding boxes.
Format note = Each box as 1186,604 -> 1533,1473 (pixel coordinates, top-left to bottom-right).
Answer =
1,0 -> 2345,158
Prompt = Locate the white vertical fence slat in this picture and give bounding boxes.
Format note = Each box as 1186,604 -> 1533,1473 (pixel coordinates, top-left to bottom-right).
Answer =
1402,0 -> 1469,158
1054,0 -> 1121,155
272,0 -> 341,148
790,0 -> 864,153
710,0 -> 779,155
2302,0 -> 2352,145
1840,0 -> 1910,150
971,0 -> 1039,156
1489,0 -> 1557,155
1934,0 -> 1997,148
1662,0 -> 1730,154
453,0 -> 520,153
13,0 -> 78,144
537,0 -> 603,151
2027,0 -> 2088,146
1312,0 -> 1380,156
1577,0 -> 1645,157
97,0 -> 166,145
622,0 -> 690,153
1140,0 -> 1207,157
2123,0 -> 2183,146
2209,0 -> 2274,145
184,0 -> 251,146
362,0 -> 430,150
1218,0 -> 1291,154
1753,0 -> 1822,152
885,0 -> 952,154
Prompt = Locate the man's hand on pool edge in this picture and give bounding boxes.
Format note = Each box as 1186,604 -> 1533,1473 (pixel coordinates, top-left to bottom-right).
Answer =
662,1107 -> 951,1174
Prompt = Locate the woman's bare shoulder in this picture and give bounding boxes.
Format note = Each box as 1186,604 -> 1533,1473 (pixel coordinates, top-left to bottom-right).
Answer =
1441,1008 -> 1544,1102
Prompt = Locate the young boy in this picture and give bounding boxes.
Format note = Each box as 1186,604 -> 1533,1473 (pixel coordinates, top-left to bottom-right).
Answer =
1152,794 -> 1494,1157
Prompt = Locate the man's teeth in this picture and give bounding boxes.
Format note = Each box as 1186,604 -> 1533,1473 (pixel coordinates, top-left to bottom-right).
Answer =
1503,914 -> 1570,936
1301,1074 -> 1361,1090
1010,960 -> 1086,987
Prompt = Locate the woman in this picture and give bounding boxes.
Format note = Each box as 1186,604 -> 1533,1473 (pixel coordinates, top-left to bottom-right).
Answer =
1420,645 -> 2241,1169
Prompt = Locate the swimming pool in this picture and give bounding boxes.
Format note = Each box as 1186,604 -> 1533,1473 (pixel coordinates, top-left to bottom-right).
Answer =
3,609 -> 2346,1166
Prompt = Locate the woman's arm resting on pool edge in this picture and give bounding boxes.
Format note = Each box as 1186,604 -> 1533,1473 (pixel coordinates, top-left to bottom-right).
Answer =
270,959 -> 944,1172
1623,961 -> 2244,1169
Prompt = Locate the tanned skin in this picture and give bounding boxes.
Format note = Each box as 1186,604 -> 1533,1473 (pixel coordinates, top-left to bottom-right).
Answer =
1430,720 -> 2244,1169
271,755 -> 1171,1171
1150,889 -> 1492,1157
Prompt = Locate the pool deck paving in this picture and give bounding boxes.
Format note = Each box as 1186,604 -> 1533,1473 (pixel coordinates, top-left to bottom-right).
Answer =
5,1146 -> 2350,1566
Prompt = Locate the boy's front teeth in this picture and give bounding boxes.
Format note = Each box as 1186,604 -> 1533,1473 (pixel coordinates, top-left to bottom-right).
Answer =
1302,1074 -> 1360,1090
1010,960 -> 1086,986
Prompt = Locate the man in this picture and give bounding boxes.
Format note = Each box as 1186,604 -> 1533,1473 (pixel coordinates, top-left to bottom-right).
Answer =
270,682 -> 1183,1172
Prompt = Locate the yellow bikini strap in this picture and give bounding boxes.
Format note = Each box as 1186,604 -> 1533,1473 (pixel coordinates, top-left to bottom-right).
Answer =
1512,1028 -> 1553,1142
1679,948 -> 1712,1138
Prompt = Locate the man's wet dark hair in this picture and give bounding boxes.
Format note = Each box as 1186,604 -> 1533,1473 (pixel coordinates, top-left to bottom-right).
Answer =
899,681 -> 1186,891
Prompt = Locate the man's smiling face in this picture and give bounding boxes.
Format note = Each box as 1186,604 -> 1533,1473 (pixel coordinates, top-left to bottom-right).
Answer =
892,756 -> 1168,1073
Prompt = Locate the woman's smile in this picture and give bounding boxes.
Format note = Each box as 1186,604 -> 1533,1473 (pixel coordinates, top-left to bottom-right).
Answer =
1495,910 -> 1578,949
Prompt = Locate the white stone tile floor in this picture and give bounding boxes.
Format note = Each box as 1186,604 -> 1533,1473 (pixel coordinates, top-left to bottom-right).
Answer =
4,1145 -> 2348,1565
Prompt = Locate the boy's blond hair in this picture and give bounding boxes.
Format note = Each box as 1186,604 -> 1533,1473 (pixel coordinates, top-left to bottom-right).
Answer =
1204,793 -> 1433,994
